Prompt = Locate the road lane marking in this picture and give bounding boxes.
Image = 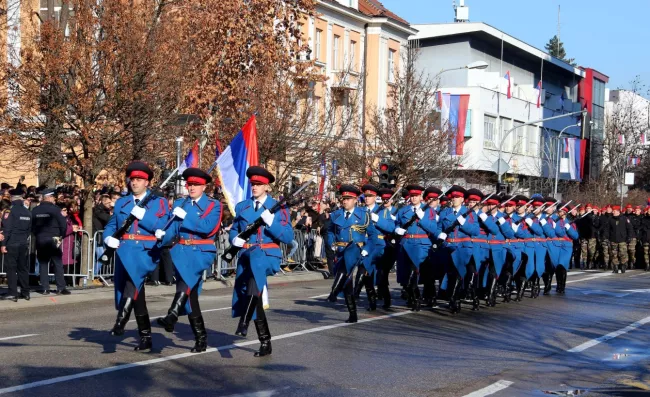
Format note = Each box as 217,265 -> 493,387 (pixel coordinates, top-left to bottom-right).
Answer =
463,380 -> 514,397
0,311 -> 413,394
0,334 -> 39,342
566,271 -> 584,276
567,315 -> 650,353
308,294 -> 329,299
565,272 -> 613,284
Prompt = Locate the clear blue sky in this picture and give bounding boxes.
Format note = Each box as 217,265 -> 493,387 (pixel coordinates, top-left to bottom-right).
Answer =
380,0 -> 649,91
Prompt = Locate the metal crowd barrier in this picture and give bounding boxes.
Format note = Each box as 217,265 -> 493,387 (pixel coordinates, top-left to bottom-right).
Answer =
92,230 -> 115,286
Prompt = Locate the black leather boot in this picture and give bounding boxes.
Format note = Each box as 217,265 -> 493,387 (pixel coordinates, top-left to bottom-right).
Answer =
450,277 -> 463,313
110,297 -> 134,336
487,276 -> 498,307
543,271 -> 553,295
189,315 -> 207,353
516,277 -> 526,301
612,264 -> 618,274
353,272 -> 364,299
344,291 -> 358,323
381,284 -> 392,309
235,295 -> 259,337
327,272 -> 346,303
621,263 -> 627,273
134,314 -> 152,352
253,318 -> 272,357
157,291 -> 188,333
364,276 -> 377,311
502,273 -> 512,303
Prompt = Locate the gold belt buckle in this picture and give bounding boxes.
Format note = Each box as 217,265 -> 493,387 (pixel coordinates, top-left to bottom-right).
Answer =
184,239 -> 192,246
128,235 -> 135,240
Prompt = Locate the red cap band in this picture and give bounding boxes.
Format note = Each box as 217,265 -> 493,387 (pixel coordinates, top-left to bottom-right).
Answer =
341,191 -> 358,198
486,198 -> 499,205
449,191 -> 464,199
532,201 -> 544,207
467,194 -> 481,201
187,176 -> 207,185
409,190 -> 423,196
381,194 -> 392,199
129,170 -> 150,180
503,200 -> 516,207
250,175 -> 270,184
517,200 -> 528,206
613,205 -> 621,211
364,190 -> 377,196
425,193 -> 439,200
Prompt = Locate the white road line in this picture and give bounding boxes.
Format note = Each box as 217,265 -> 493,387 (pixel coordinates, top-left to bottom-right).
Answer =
567,315 -> 650,353
126,307 -> 231,324
463,380 -> 514,397
565,272 -> 613,284
566,271 -> 585,276
0,311 -> 414,395
224,390 -> 280,397
0,334 -> 39,342
308,293 -> 329,299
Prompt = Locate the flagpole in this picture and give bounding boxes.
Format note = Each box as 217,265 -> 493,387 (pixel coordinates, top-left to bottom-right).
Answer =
496,33 -> 504,181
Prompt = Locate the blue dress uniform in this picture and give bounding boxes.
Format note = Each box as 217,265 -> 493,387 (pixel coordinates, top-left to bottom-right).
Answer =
156,168 -> 222,353
374,188 -> 399,309
480,197 -> 507,307
394,185 -> 432,312
104,161 -> 169,352
523,197 -> 547,298
438,186 -> 480,312
510,195 -> 538,301
359,184 -> 396,311
419,186 -> 443,307
326,184 -> 377,322
465,189 -> 492,304
553,204 -> 580,294
230,166 -> 293,358
497,196 -> 523,302
540,197 -> 560,295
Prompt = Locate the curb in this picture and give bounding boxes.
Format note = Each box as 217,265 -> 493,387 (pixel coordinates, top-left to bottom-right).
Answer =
0,271 -> 326,312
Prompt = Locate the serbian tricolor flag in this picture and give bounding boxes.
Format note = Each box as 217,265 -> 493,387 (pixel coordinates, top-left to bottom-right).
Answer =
504,71 -> 512,99
566,137 -> 588,180
178,139 -> 199,173
216,115 -> 259,215
318,154 -> 327,202
642,133 -> 648,145
535,81 -> 542,108
440,93 -> 470,155
629,157 -> 640,166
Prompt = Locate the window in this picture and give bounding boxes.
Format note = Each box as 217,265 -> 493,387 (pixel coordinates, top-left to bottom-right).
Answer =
483,115 -> 497,149
387,49 -> 395,83
500,118 -> 512,152
527,126 -> 539,156
333,35 -> 340,70
349,40 -> 357,70
513,121 -> 525,154
315,29 -> 322,61
296,23 -> 304,60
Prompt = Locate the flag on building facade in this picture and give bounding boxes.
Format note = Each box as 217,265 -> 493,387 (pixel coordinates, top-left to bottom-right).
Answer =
565,137 -> 588,180
536,81 -> 542,108
504,71 -> 511,99
178,139 -> 199,173
216,115 -> 259,215
629,157 -> 640,166
440,92 -> 471,156
318,154 -> 327,202
642,133 -> 648,145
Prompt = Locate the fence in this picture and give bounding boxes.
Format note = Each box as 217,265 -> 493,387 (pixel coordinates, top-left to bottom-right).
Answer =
0,230 -> 92,288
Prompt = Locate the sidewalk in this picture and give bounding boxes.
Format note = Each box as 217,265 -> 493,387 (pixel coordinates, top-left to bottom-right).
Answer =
0,271 -> 325,312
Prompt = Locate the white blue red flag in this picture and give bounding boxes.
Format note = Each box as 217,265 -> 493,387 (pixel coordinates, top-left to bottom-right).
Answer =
504,71 -> 511,99
178,139 -> 199,173
216,115 -> 259,215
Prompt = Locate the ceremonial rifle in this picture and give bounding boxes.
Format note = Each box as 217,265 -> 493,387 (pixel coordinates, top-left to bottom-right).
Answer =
221,179 -> 315,263
99,166 -> 181,264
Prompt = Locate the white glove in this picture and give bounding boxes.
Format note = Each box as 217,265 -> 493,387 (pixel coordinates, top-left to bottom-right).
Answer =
260,209 -> 275,226
104,236 -> 120,249
457,215 -> 466,225
415,208 -> 425,220
525,218 -> 533,227
395,227 -> 406,236
479,212 -> 488,222
565,223 -> 571,230
232,236 -> 246,247
540,219 -> 547,226
437,232 -> 447,241
371,213 -> 379,223
512,223 -> 520,232
130,206 -> 145,220
173,207 -> 187,220
154,229 -> 165,240
361,250 -> 368,257
497,217 -> 506,225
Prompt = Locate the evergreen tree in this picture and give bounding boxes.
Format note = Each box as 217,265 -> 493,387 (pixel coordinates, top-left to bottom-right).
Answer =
545,35 -> 576,66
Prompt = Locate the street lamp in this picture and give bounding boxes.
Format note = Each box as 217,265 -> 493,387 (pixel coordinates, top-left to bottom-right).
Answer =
553,123 -> 581,198
438,60 -> 489,74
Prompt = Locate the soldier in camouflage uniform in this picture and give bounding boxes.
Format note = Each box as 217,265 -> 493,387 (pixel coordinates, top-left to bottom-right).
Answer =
600,205 -> 613,269
604,205 -> 633,274
576,204 -> 597,269
642,206 -> 650,271
628,206 -> 642,269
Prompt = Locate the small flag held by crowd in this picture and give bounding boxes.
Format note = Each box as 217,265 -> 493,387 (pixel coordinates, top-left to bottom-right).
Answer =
178,140 -> 199,173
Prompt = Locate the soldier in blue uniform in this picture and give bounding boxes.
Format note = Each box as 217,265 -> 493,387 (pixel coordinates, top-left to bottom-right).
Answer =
437,186 -> 480,312
326,184 -> 377,322
465,189 -> 492,307
540,197 -> 560,295
375,188 -> 399,309
358,184 -> 395,311
523,196 -> 547,298
497,195 -> 522,302
420,186 -> 443,307
553,203 -> 580,294
510,195 -> 543,300
394,185 -> 433,312
104,161 -> 170,352
229,166 -> 293,357
155,168 -> 222,353
480,194 -> 506,306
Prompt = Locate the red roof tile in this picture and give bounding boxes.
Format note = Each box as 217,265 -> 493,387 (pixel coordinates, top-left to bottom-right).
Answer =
358,0 -> 409,25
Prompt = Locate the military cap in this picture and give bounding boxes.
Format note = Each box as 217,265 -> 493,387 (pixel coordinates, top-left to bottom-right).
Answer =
8,188 -> 24,198
423,186 -> 442,200
446,185 -> 466,199
439,195 -> 449,205
514,195 -> 529,206
183,167 -> 212,185
465,188 -> 484,202
544,196 -> 557,206
246,166 -> 275,185
361,184 -> 379,196
378,188 -> 394,200
126,161 -> 154,181
40,187 -> 56,197
501,194 -> 517,207
612,205 -> 621,211
339,184 -> 361,199
404,184 -> 425,197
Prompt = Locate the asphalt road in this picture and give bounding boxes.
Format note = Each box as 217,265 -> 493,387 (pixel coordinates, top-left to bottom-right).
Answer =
1,270 -> 650,397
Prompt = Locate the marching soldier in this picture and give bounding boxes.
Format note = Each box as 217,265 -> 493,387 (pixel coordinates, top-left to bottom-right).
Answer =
540,197 -> 559,295
642,206 -> 650,271
497,195 -> 522,302
420,186 -> 443,307
510,195 -> 539,301
375,188 -> 399,309
601,205 -> 613,269
327,184 -> 377,322
438,186 -> 479,312
629,206 -> 642,269
465,189 -> 491,306
104,161 -> 170,352
477,194 -> 506,306
523,196 -> 546,298
155,168 -> 222,353
0,189 -> 32,302
230,166 -> 294,357
31,188 -> 69,295
604,205 -> 633,274
394,185 -> 433,312
553,203 -> 579,293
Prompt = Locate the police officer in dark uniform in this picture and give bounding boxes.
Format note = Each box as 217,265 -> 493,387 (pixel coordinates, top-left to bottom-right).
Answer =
1,189 -> 32,301
31,188 -> 69,295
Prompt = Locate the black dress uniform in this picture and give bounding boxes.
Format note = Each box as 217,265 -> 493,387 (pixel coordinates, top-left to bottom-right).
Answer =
1,190 -> 32,301
31,188 -> 68,294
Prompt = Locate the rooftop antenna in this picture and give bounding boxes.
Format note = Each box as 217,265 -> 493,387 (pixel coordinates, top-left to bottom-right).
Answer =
453,0 -> 469,23
557,5 -> 561,55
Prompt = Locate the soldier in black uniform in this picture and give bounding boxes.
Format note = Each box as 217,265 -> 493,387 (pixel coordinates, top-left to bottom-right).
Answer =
31,188 -> 70,295
0,189 -> 32,302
